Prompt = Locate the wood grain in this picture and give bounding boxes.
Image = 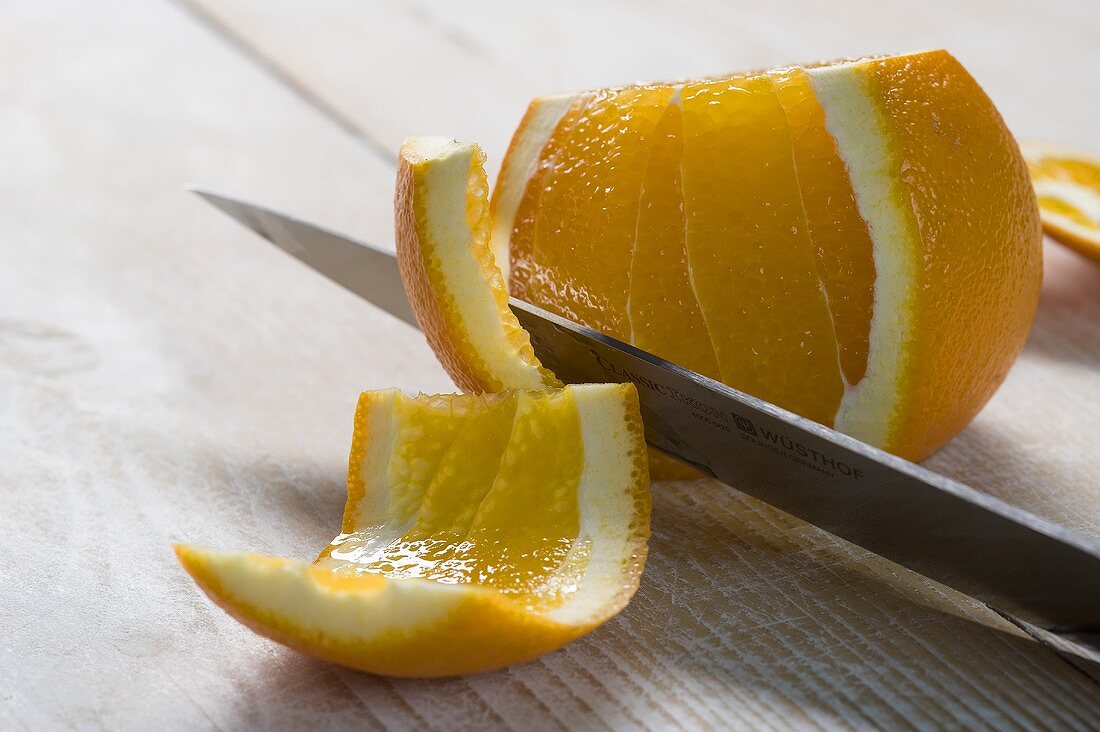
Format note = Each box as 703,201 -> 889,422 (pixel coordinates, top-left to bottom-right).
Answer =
2,0 -> 1099,729
182,0 -> 1100,179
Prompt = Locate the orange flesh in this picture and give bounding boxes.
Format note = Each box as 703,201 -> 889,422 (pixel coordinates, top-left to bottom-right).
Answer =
508,94 -> 592,319
773,68 -> 876,387
680,73 -> 843,425
409,396 -> 519,539
629,97 -> 723,381
327,390 -> 584,598
517,87 -> 673,340
510,72 -> 875,428
1031,156 -> 1100,189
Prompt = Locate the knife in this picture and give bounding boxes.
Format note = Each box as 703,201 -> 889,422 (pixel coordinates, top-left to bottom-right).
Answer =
188,184 -> 1100,663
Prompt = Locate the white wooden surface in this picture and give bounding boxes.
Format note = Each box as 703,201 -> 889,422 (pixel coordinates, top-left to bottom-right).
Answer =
2,1 -> 1100,729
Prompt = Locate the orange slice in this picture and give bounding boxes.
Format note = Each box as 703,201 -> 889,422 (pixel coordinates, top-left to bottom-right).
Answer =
177,383 -> 650,678
492,50 -> 1042,461
1022,142 -> 1100,263
396,136 -> 560,393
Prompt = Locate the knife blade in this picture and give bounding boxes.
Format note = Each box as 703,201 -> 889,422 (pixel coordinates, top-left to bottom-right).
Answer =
189,185 -> 1100,655
187,185 -> 418,327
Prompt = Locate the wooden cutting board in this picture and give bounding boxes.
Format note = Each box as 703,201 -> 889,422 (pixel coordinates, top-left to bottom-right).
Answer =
3,0 -> 1099,728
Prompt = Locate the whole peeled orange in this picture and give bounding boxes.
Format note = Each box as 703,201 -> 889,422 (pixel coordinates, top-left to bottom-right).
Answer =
491,50 -> 1042,461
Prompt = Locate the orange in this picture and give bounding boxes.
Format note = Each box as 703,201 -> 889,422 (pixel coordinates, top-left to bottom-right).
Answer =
492,50 -> 1042,461
1022,142 -> 1100,263
177,384 -> 650,678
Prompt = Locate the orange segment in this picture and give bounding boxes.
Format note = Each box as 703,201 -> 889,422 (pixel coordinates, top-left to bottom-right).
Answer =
461,389 -> 584,595
491,93 -> 580,280
408,393 -> 519,539
628,96 -> 722,381
505,98 -> 701,481
523,86 -> 674,339
327,389 -> 584,597
1021,142 -> 1100,263
385,392 -> 475,526
773,67 -> 876,387
680,73 -> 844,426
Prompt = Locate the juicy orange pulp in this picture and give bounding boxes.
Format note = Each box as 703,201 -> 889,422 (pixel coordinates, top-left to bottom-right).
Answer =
496,50 -> 1042,461
681,72 -> 847,427
321,389 -> 584,602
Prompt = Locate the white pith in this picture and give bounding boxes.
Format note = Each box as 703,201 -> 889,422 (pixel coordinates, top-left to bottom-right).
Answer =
489,94 -> 577,285
544,383 -> 644,625
351,390 -> 399,529
187,549 -> 463,641
412,136 -> 548,391
314,389 -> 407,566
806,60 -> 918,449
1032,179 -> 1100,224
